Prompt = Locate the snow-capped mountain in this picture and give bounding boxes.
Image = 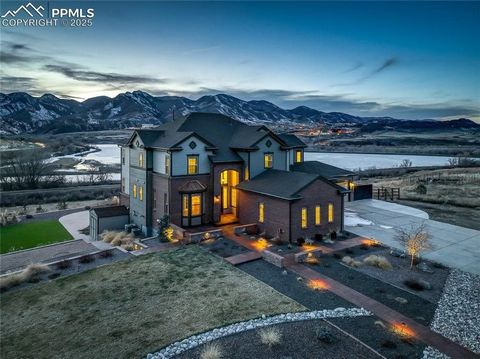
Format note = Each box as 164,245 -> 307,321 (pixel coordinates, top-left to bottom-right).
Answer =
0,91 -> 478,134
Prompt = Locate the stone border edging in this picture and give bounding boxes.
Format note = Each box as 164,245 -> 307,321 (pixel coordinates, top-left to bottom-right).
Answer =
0,239 -> 82,257
146,307 -> 371,359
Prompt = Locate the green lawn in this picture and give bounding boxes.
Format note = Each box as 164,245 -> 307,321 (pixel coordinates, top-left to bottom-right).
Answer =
0,246 -> 305,359
0,220 -> 73,254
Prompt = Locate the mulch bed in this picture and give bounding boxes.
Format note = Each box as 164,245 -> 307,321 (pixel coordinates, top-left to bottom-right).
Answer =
200,237 -> 249,258
328,315 -> 426,359
176,319 -> 381,359
308,253 -> 438,325
349,248 -> 450,303
238,260 -> 352,310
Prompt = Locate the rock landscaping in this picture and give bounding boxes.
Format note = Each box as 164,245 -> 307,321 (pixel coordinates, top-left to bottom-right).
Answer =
146,308 -> 371,359
424,269 -> 480,356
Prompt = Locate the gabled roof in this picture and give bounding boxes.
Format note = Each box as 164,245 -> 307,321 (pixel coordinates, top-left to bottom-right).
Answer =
91,205 -> 129,218
178,180 -> 207,193
123,112 -> 306,164
236,169 -> 319,200
277,133 -> 307,148
291,161 -> 356,180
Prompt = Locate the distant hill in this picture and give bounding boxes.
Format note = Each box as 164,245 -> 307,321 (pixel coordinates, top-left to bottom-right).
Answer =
0,91 -> 478,134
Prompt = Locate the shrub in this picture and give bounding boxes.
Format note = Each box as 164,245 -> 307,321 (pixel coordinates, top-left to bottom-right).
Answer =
296,237 -> 305,247
101,230 -> 118,243
363,255 -> 392,270
84,206 -> 91,210
333,253 -> 343,259
316,326 -> 336,343
259,327 -> 282,348
342,256 -> 362,267
314,233 -> 323,241
57,259 -> 71,270
381,340 -> 397,349
78,254 -> 94,264
360,243 -> 370,250
0,263 -> 50,291
404,278 -> 431,291
99,249 -> 114,258
200,343 -> 222,359
415,183 -> 427,195
345,248 -> 354,254
25,214 -> 33,219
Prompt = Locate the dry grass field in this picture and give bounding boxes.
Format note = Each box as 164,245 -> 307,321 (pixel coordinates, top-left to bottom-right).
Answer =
367,167 -> 480,229
0,246 -> 305,359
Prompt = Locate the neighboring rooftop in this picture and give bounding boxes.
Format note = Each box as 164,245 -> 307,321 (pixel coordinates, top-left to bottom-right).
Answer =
291,161 -> 356,180
91,205 -> 129,218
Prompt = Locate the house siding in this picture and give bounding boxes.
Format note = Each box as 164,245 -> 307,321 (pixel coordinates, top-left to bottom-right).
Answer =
151,173 -> 170,229
152,149 -> 169,175
171,136 -> 212,176
249,135 -> 287,178
121,146 -> 130,194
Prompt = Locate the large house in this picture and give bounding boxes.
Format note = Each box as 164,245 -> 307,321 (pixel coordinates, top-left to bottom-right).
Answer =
119,112 -> 354,243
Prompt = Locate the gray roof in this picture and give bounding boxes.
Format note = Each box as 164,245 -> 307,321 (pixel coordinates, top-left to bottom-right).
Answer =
125,112 -> 305,163
178,180 -> 207,193
277,133 -> 307,148
236,169 -> 320,200
291,161 -> 356,180
91,205 -> 129,218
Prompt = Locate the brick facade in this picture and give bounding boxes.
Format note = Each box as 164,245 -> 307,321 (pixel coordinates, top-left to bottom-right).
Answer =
238,178 -> 344,243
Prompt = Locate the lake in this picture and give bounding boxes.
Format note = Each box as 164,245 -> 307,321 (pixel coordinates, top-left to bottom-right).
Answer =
305,152 -> 454,170
77,145 -> 455,171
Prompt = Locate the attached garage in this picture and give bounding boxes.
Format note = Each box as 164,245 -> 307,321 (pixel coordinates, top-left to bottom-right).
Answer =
89,206 -> 130,241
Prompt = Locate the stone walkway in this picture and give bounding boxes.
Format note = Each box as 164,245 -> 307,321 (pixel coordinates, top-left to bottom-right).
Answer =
345,199 -> 480,275
0,239 -> 98,274
225,251 -> 262,265
222,225 -> 478,359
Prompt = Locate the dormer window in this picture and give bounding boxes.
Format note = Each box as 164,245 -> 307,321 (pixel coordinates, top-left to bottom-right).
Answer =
187,155 -> 199,175
295,149 -> 303,163
264,153 -> 273,169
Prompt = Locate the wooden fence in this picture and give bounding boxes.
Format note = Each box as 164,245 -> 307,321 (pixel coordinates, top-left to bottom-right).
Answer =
375,187 -> 400,201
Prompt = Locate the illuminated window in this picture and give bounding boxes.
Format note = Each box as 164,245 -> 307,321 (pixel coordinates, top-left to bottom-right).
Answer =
295,150 -> 303,163
264,153 -> 273,169
165,155 -> 170,175
231,188 -> 237,208
258,202 -> 264,223
139,186 -> 143,201
191,194 -> 202,216
139,153 -> 144,167
328,203 -> 334,223
222,185 -> 228,209
244,166 -> 249,181
301,207 -> 308,229
220,171 -> 228,185
132,184 -> 137,198
187,155 -> 198,175
315,205 -> 321,226
182,195 -> 189,217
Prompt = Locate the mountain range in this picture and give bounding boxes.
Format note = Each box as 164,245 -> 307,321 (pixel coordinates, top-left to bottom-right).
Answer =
0,91 -> 478,134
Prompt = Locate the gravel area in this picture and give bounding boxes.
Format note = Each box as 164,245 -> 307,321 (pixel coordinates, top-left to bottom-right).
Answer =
238,259 -> 353,309
423,269 -> 480,356
147,308 -> 372,359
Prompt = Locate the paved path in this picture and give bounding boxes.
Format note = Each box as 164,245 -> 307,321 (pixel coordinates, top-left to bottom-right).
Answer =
345,199 -> 480,275
225,251 -> 262,265
221,224 -> 477,358
59,210 -> 90,241
0,239 -> 98,274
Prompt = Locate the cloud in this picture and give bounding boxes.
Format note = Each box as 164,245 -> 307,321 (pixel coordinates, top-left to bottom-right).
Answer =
0,75 -> 36,90
43,64 -> 168,85
334,57 -> 399,86
342,62 -> 364,74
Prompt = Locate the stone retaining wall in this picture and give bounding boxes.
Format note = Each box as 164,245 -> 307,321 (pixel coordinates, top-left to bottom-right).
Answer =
262,250 -> 284,268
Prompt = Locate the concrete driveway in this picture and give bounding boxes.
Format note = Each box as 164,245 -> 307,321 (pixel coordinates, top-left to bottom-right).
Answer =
345,199 -> 480,275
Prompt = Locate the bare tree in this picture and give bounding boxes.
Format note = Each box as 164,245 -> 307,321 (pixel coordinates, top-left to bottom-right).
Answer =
399,159 -> 413,168
1,152 -> 51,190
395,221 -> 431,269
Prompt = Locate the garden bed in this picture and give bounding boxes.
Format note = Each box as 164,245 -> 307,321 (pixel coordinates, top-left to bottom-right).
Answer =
201,237 -> 250,258
309,254 -> 438,325
176,319 -> 380,359
238,260 -> 352,310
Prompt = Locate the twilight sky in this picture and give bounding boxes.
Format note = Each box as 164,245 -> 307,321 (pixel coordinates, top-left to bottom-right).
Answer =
1,1 -> 479,120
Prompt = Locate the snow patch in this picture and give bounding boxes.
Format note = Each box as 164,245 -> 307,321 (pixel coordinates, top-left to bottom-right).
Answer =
344,211 -> 374,227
